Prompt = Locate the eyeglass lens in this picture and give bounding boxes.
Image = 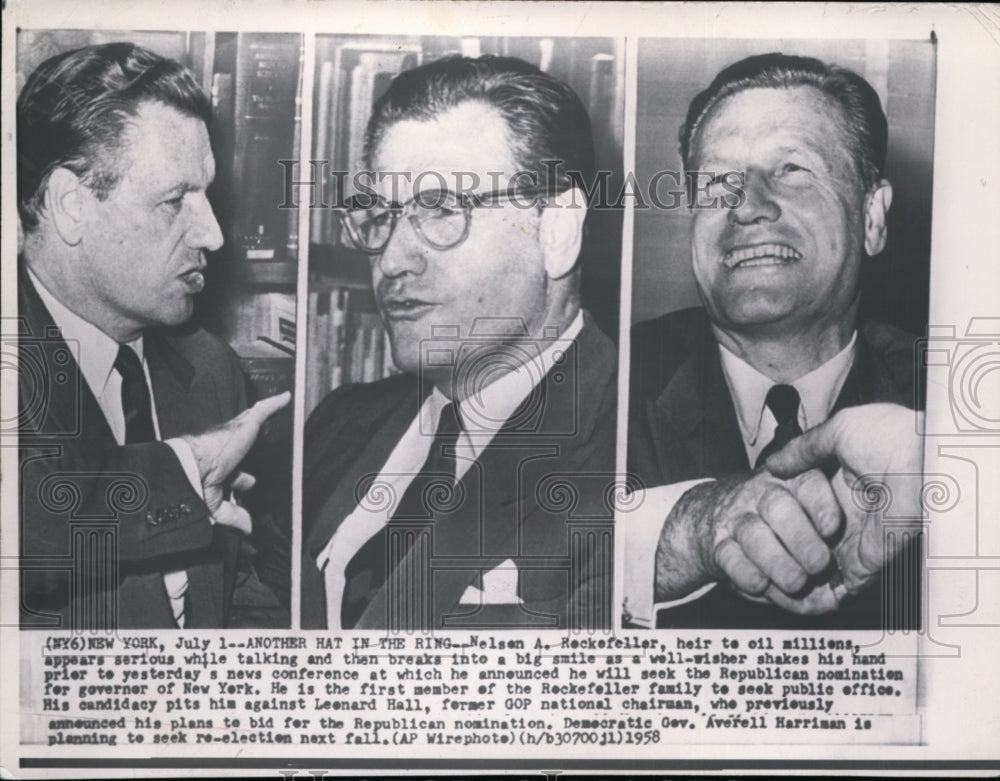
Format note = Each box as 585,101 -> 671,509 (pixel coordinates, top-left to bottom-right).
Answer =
344,191 -> 469,252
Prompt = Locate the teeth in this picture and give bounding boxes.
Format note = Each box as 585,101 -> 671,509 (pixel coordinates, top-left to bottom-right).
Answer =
725,244 -> 801,267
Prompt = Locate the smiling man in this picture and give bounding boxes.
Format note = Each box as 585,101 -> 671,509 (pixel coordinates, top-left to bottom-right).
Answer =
301,55 -> 618,630
17,43 -> 288,629
627,53 -> 920,629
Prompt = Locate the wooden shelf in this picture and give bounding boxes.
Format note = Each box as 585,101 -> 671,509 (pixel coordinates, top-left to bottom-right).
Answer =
308,243 -> 373,291
235,261 -> 298,287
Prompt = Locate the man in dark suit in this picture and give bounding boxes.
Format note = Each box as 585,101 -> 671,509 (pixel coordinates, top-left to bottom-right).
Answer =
17,43 -> 287,629
302,56 -> 617,631
627,53 -> 923,629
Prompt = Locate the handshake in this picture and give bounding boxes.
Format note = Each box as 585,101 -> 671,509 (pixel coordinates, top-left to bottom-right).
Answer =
654,404 -> 925,615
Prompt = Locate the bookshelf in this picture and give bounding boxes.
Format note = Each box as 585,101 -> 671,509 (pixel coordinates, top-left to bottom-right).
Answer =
206,33 -> 301,626
304,34 -> 626,417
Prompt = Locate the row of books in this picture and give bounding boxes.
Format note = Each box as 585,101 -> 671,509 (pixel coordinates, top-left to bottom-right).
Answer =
227,284 -> 396,414
229,290 -> 297,405
305,284 -> 396,415
229,291 -> 297,354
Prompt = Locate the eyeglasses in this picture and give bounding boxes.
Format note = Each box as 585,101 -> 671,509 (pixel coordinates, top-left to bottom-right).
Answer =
335,184 -> 564,255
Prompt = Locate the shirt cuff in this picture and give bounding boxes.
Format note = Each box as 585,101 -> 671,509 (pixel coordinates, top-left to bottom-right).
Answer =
165,437 -> 206,502
623,478 -> 714,628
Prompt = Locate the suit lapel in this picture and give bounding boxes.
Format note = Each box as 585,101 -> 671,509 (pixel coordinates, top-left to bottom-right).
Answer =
832,328 -> 896,413
357,316 -> 617,629
651,318 -> 749,481
17,269 -> 117,449
305,387 -> 421,564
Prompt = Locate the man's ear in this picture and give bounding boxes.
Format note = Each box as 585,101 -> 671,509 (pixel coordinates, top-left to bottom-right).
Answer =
539,187 -> 587,280
863,179 -> 893,257
44,167 -> 87,247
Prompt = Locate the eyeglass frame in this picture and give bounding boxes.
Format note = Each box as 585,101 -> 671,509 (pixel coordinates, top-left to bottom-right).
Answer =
333,182 -> 572,255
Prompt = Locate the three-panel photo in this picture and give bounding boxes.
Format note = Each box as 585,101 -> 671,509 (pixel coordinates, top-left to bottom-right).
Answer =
15,29 -> 934,634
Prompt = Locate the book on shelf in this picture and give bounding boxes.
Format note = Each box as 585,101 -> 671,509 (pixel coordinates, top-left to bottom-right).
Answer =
311,40 -> 421,246
230,33 -> 301,263
232,292 -> 296,410
227,291 -> 297,352
304,284 -> 396,415
236,339 -> 295,403
286,43 -> 306,260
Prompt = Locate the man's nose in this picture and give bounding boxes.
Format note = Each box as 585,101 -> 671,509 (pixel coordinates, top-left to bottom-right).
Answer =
375,216 -> 429,278
186,193 -> 224,252
729,169 -> 781,226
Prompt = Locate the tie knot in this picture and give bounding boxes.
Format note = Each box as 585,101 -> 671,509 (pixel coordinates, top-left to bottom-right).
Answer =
765,384 -> 800,426
115,344 -> 145,382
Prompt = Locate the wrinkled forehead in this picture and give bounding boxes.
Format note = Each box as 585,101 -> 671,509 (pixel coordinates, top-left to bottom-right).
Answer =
117,100 -> 215,182
690,85 -> 857,169
369,101 -> 520,199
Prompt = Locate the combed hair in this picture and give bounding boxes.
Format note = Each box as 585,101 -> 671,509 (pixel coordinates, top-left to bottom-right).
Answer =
17,42 -> 211,231
364,55 -> 595,193
680,52 -> 888,191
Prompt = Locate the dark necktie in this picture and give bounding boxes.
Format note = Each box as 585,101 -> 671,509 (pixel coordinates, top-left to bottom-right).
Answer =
341,402 -> 463,629
115,345 -> 156,444
115,344 -> 188,626
754,384 -> 803,469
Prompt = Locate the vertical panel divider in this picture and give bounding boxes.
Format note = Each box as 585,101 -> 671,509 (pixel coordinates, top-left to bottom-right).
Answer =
613,34 -> 639,631
290,31 -> 317,631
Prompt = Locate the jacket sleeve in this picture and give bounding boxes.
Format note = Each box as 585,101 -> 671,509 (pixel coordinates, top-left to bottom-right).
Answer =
19,438 -> 213,564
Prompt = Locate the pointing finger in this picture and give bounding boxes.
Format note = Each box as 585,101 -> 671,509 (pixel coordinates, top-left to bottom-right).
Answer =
212,501 -> 252,535
230,471 -> 256,493
765,417 -> 840,478
248,391 -> 291,424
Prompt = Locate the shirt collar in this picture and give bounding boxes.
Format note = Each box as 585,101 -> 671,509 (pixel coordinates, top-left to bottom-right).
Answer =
422,310 -> 585,459
719,330 -> 857,447
27,267 -> 144,399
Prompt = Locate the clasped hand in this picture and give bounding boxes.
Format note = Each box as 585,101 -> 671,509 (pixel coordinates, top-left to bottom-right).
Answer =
660,404 -> 924,614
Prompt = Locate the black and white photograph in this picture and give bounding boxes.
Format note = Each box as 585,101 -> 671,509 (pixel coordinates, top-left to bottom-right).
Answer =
2,1 -> 999,777
625,38 -> 934,631
14,30 -> 298,630
299,34 -> 624,632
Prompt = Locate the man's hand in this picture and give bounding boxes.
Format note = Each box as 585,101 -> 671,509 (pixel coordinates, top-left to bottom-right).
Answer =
182,392 -> 291,534
766,403 -> 924,597
655,468 -> 842,611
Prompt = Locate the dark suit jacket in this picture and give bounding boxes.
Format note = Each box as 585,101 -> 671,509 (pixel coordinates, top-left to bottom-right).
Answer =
302,314 -> 617,630
629,306 -> 921,629
18,268 -> 247,629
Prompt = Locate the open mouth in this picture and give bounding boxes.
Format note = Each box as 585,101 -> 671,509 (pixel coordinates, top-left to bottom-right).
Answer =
723,243 -> 802,269
180,268 -> 205,292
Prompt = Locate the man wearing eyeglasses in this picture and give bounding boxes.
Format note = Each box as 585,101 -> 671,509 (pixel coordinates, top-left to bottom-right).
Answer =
301,55 -> 618,630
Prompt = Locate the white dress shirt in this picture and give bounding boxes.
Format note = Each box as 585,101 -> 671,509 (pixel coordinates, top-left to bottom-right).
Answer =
719,332 -> 857,467
624,332 -> 858,627
28,268 -> 203,627
317,310 -> 585,629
